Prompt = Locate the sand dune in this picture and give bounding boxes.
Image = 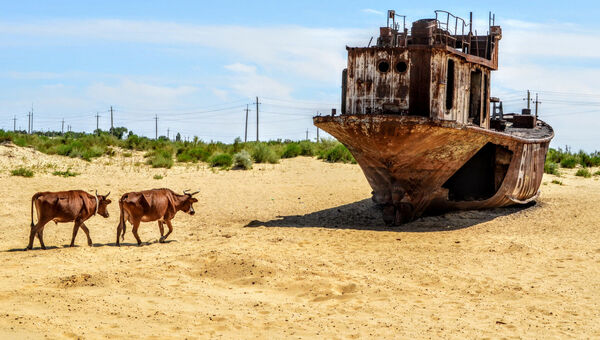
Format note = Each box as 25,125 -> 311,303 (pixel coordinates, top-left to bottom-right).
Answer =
0,144 -> 599,338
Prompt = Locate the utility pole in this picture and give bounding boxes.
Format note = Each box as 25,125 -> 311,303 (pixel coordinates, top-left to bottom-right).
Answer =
254,97 -> 260,142
110,106 -> 114,133
154,115 -> 158,140
95,112 -> 100,134
167,128 -> 170,140
31,103 -> 33,133
61,118 -> 65,134
306,129 -> 309,140
244,104 -> 250,142
316,127 -> 320,143
27,112 -> 31,134
12,116 -> 16,132
534,93 -> 542,118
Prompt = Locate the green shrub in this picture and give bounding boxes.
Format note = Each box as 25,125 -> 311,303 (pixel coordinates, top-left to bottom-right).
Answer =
252,143 -> 279,164
176,152 -> 194,163
594,170 -> 600,176
146,149 -> 174,168
560,156 -> 578,169
551,179 -> 563,185
233,150 -> 253,170
81,145 -> 105,161
209,153 -> 233,168
298,141 -> 315,156
544,161 -> 560,176
281,143 -> 301,158
575,168 -> 592,178
122,152 -> 132,157
153,174 -> 163,180
176,146 -> 210,163
52,168 -> 79,177
319,143 -> 356,163
11,167 -> 34,177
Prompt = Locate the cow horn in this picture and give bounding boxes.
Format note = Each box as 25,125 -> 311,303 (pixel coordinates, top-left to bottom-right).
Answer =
190,190 -> 200,196
95,190 -> 98,196
104,191 -> 110,197
183,189 -> 191,195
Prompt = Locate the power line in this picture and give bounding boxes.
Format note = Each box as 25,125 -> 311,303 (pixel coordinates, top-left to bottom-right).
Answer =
115,98 -> 249,113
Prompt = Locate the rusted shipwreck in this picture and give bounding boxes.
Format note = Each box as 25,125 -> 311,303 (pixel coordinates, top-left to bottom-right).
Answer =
314,10 -> 554,225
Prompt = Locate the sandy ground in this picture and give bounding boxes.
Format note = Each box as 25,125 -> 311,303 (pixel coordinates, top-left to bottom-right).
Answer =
0,143 -> 598,339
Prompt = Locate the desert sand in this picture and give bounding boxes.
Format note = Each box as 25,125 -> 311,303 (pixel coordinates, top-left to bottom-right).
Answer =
0,143 -> 598,339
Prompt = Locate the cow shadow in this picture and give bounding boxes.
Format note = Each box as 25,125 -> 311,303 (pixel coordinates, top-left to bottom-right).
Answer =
3,239 -> 178,252
4,246 -> 60,252
96,239 -> 178,247
245,198 -> 538,232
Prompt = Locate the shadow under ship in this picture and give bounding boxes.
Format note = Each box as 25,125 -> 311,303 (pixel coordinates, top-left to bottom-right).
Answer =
314,10 -> 554,225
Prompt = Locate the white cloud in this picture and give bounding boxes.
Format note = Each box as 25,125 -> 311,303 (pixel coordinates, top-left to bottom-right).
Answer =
362,9 -> 385,16
2,18 -> 599,148
491,20 -> 600,151
211,88 -> 229,101
0,20 -> 367,84
224,63 -> 257,73
85,79 -> 200,110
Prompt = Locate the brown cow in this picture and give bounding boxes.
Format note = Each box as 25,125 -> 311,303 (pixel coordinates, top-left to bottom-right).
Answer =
28,190 -> 111,250
116,188 -> 199,246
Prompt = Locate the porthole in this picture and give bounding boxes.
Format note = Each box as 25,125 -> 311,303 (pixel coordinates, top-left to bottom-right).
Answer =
395,61 -> 408,73
377,60 -> 390,73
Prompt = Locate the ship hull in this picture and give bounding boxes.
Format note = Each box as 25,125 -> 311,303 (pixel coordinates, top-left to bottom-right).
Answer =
314,115 -> 554,225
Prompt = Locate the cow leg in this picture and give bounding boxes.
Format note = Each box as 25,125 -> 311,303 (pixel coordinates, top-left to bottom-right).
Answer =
80,223 -> 93,246
27,220 -> 48,250
132,220 -> 142,246
70,222 -> 81,247
158,221 -> 165,241
36,227 -> 46,250
160,220 -> 174,243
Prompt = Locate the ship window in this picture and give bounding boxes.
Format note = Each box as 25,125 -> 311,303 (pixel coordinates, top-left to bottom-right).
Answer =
377,60 -> 390,73
469,69 -> 482,125
395,61 -> 407,73
446,59 -> 455,110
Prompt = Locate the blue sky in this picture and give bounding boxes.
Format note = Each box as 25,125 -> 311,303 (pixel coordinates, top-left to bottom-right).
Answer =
1,0 -> 599,150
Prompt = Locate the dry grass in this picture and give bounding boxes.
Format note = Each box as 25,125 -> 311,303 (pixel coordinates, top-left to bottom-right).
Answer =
0,144 -> 599,338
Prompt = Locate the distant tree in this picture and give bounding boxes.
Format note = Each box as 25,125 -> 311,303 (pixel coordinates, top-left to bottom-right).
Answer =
233,137 -> 243,153
176,132 -> 181,142
110,126 -> 128,139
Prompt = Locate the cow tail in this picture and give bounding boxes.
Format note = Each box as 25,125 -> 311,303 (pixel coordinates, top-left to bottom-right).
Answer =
119,198 -> 126,241
30,193 -> 39,228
